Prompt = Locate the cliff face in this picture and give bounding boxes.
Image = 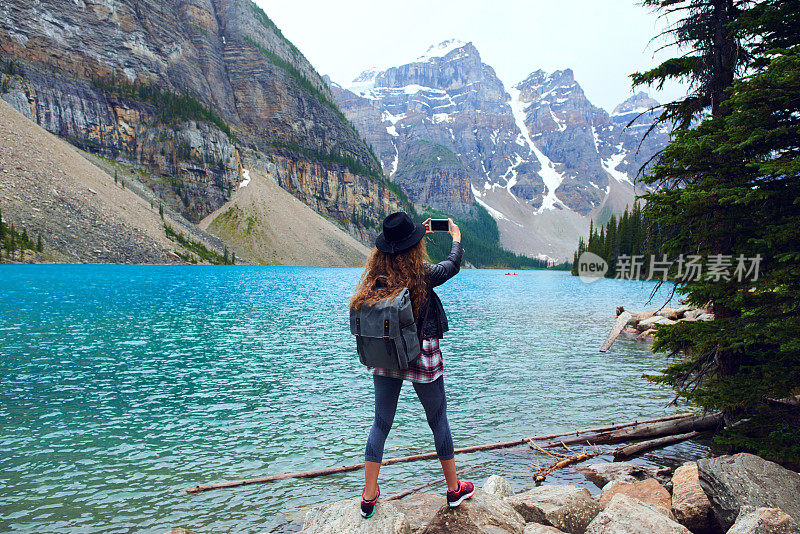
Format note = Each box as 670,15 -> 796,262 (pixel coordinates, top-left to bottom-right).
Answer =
393,141 -> 475,216
0,0 -> 402,233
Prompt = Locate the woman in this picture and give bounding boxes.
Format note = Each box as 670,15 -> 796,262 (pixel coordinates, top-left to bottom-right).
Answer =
349,211 -> 474,518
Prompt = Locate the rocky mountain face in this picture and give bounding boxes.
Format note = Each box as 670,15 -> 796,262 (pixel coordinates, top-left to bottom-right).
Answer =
0,0 -> 403,242
330,40 -> 670,260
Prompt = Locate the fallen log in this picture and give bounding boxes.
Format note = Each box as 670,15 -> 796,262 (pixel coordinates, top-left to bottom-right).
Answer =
385,464 -> 481,501
550,411 -> 722,448
613,431 -> 701,460
183,412 -> 696,494
599,310 -> 656,352
600,311 -> 633,352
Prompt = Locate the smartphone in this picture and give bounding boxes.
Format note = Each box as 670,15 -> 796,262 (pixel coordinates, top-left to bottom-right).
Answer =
429,219 -> 450,232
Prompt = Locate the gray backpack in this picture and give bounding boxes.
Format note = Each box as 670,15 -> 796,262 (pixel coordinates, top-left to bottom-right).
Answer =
350,287 -> 427,369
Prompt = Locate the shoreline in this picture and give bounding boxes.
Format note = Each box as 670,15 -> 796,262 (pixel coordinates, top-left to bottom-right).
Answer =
290,450 -> 800,534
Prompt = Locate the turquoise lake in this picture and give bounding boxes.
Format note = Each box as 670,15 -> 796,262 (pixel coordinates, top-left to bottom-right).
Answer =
0,265 -> 709,533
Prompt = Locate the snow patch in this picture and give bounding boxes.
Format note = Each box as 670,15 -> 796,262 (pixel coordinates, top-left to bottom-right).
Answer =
612,105 -> 651,117
390,142 -> 399,177
239,169 -> 251,188
348,68 -> 378,95
471,185 -> 523,226
549,108 -> 566,131
417,39 -> 467,62
507,86 -> 565,213
602,152 -> 633,184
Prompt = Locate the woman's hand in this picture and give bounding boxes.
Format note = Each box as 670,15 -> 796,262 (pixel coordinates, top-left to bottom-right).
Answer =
448,218 -> 461,242
423,218 -> 435,235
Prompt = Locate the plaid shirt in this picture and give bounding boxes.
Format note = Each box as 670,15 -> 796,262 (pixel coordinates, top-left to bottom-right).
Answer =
367,338 -> 443,383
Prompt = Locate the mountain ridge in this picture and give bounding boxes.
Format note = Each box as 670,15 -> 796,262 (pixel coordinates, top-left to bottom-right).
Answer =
329,39 -> 670,260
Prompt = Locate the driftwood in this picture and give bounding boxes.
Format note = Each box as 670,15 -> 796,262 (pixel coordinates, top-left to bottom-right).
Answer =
599,310 -> 656,352
529,441 -> 606,483
600,311 -> 633,352
385,464 -> 481,501
183,412 -> 697,494
613,431 -> 701,460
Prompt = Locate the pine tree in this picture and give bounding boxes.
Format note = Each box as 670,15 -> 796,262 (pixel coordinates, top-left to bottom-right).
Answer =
159,203 -> 164,220
36,234 -> 43,252
223,246 -> 229,264
114,169 -> 118,183
637,0 -> 800,463
231,252 -> 235,265
632,0 -> 748,129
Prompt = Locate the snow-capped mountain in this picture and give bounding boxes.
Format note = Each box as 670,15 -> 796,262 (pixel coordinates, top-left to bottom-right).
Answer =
328,40 -> 669,261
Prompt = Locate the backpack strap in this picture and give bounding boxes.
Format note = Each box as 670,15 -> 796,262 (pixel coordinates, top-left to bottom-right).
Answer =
384,317 -> 399,366
417,294 -> 431,344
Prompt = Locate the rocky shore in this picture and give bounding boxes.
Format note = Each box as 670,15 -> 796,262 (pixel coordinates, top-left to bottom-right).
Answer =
600,303 -> 715,351
298,453 -> 800,534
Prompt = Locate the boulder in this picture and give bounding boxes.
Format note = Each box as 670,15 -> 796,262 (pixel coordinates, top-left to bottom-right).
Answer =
637,315 -> 669,331
683,309 -> 703,319
599,478 -> 672,513
506,485 -> 601,534
585,494 -> 692,534
727,506 -> 800,534
697,453 -> 800,531
393,493 -> 442,534
421,489 -> 525,534
671,462 -> 715,533
578,462 -> 669,489
302,498 -> 411,534
524,524 -> 567,534
675,305 -> 693,318
657,308 -> 679,320
696,313 -> 715,321
484,475 -> 513,498
630,310 -> 656,324
636,329 -> 656,342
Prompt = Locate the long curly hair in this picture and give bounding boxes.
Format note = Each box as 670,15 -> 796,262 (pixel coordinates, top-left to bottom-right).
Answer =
350,239 -> 429,320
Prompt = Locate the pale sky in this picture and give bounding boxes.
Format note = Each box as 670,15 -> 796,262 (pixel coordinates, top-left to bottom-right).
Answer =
256,0 -> 687,113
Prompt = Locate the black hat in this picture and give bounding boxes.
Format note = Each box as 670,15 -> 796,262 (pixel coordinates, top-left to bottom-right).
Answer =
375,212 -> 427,254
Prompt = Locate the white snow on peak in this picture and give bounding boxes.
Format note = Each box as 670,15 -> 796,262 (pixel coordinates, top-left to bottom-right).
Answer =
348,68 -> 379,95
611,105 -> 652,117
416,39 -> 467,62
507,87 -> 565,213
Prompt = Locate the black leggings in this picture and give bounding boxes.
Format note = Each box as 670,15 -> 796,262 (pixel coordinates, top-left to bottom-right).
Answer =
364,375 -> 454,463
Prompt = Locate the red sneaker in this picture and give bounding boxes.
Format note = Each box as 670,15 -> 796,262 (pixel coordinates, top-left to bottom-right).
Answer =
361,484 -> 380,518
446,479 -> 474,507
